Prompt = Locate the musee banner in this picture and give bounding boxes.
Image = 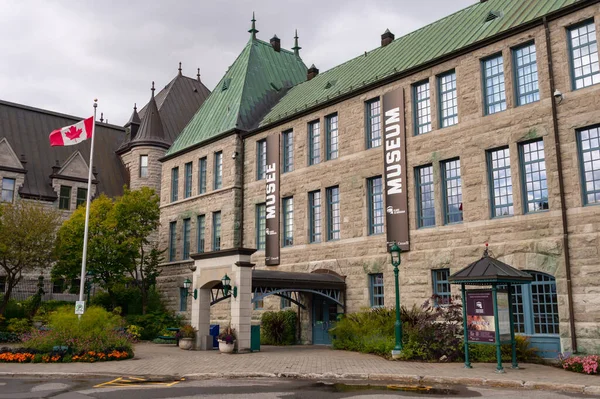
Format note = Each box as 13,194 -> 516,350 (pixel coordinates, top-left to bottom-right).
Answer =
265,134 -> 280,266
382,88 -> 409,251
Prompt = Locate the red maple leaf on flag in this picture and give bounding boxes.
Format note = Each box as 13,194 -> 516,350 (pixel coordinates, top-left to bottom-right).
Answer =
65,126 -> 83,140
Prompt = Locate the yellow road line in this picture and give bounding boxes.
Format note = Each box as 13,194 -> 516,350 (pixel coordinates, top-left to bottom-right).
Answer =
93,377 -> 122,388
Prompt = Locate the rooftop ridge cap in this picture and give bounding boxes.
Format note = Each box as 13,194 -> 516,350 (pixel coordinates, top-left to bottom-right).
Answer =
254,37 -> 297,56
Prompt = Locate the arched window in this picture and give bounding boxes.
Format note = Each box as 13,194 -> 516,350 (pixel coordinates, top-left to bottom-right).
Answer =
510,271 -> 559,335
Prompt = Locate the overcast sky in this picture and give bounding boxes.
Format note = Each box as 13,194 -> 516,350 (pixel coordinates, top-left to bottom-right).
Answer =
0,0 -> 474,126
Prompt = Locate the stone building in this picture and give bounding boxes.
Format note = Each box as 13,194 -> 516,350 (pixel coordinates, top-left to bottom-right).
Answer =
158,0 -> 600,357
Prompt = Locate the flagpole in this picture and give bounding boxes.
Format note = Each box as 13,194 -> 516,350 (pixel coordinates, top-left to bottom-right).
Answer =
78,99 -> 98,311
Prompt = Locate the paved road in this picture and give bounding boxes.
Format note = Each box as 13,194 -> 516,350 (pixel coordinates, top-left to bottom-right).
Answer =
0,377 -> 595,399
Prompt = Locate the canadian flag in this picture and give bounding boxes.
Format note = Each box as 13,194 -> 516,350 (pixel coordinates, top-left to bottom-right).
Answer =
49,117 -> 94,147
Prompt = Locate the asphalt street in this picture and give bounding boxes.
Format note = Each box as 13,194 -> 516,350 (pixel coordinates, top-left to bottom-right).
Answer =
0,377 -> 595,399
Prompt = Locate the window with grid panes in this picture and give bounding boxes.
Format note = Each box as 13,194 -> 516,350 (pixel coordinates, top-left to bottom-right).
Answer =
280,297 -> 291,309
326,113 -> 338,160
197,215 -> 205,253
438,71 -> 458,127
308,120 -> 320,165
256,203 -> 266,250
257,139 -> 266,180
569,21 -> 600,90
483,55 -> 507,115
198,157 -> 207,194
577,126 -> 600,204
366,98 -> 381,148
184,162 -> 192,198
52,279 -> 64,294
442,159 -> 463,224
432,269 -> 451,305
169,221 -> 177,261
369,273 -> 384,308
282,197 -> 293,247
140,155 -> 148,178
414,81 -> 431,134
179,287 -> 187,312
1,178 -> 15,203
76,188 -> 87,208
511,284 -> 525,333
282,130 -> 293,173
367,176 -> 384,235
308,191 -> 321,243
171,167 -> 179,202
514,43 -> 539,105
488,148 -> 513,217
520,140 -> 548,212
214,152 -> 222,189
182,218 -> 191,259
416,165 -> 435,228
326,186 -> 340,240
59,185 -> 71,210
212,212 -> 221,251
530,272 -> 559,334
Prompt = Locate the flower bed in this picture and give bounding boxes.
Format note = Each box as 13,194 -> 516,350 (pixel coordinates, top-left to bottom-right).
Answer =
0,346 -> 133,363
560,354 -> 600,375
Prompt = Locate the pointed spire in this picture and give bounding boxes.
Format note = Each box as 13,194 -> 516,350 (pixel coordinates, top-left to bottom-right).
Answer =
197,68 -> 201,81
134,102 -> 137,111
248,12 -> 258,39
178,62 -> 182,75
130,83 -> 167,147
125,103 -> 141,132
100,112 -> 104,123
292,29 -> 301,57
151,81 -> 155,96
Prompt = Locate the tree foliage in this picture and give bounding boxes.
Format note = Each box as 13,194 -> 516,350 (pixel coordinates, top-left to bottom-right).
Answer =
0,201 -> 60,316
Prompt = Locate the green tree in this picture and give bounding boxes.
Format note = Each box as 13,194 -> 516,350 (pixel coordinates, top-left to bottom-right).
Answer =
0,201 -> 60,316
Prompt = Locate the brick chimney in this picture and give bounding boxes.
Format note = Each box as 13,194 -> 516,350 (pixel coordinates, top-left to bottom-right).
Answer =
307,64 -> 319,81
381,29 -> 395,47
270,35 -> 280,52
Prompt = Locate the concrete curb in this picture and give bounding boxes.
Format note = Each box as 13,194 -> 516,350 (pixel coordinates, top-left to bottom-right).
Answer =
1,371 -> 599,395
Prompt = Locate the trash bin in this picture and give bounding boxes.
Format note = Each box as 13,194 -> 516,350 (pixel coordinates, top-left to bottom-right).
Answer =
209,324 -> 219,349
251,325 -> 260,352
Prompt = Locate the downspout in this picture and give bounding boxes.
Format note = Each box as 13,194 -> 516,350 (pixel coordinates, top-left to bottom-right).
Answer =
544,16 -> 577,353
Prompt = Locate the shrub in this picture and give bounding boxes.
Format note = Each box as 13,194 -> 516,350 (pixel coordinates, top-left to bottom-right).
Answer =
126,311 -> 182,341
560,354 -> 600,375
468,335 -> 539,363
0,331 -> 19,343
331,307 -> 396,357
90,286 -> 164,316
7,318 -> 31,335
177,325 -> 197,339
260,310 -> 297,345
126,325 -> 143,341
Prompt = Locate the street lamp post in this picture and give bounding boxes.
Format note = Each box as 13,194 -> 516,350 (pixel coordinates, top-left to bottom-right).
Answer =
390,242 -> 403,359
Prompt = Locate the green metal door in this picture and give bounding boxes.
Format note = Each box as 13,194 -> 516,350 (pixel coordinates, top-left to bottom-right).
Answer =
312,297 -> 338,345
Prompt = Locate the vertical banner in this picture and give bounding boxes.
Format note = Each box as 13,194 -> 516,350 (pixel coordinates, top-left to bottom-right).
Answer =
382,88 -> 409,251
265,134 -> 280,266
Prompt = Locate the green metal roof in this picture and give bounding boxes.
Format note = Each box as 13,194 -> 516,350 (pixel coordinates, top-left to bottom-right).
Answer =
167,38 -> 307,156
260,0 -> 580,127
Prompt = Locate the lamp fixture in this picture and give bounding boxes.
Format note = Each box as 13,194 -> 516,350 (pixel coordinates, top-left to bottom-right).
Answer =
183,278 -> 197,300
222,274 -> 237,298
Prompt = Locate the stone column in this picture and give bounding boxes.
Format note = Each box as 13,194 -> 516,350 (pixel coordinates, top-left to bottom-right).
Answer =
191,272 -> 212,350
230,262 -> 253,352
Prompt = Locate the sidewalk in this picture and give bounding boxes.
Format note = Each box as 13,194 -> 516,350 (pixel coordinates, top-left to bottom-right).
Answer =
0,343 -> 599,395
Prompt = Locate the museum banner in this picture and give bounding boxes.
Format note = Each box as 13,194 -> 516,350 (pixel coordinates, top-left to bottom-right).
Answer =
382,88 -> 409,251
265,134 -> 280,266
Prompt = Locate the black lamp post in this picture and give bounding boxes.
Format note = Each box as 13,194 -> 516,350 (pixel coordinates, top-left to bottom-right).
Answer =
183,278 -> 197,300
390,242 -> 403,357
221,274 -> 237,298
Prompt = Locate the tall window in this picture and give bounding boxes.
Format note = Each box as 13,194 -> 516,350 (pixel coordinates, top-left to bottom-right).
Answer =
366,98 -> 382,149
483,54 -> 507,115
1,178 -> 15,203
0,276 -> 5,292
442,159 -> 463,224
577,126 -> 600,205
212,212 -> 221,251
140,155 -> 148,178
179,287 -> 188,312
415,165 -> 435,228
432,269 -> 451,305
184,162 -> 193,198
76,188 -> 87,208
308,190 -> 321,243
182,218 -> 191,259
282,130 -> 294,173
414,80 -> 432,135
214,152 -> 223,189
257,139 -> 267,180
282,197 -> 293,247
198,157 -> 207,194
171,167 -> 179,202
256,203 -> 266,250
369,273 -> 384,308
367,177 -> 384,235
438,71 -> 458,127
197,215 -> 205,253
520,140 -> 548,212
514,43 -> 539,105
308,120 -> 320,166
169,221 -> 177,261
326,113 -> 339,160
569,20 -> 600,90
326,186 -> 340,241
59,185 -> 71,210
510,272 -> 559,335
488,147 -> 513,217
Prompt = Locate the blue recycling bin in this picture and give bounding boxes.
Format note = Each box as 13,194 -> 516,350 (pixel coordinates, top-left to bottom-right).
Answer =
209,324 -> 219,349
